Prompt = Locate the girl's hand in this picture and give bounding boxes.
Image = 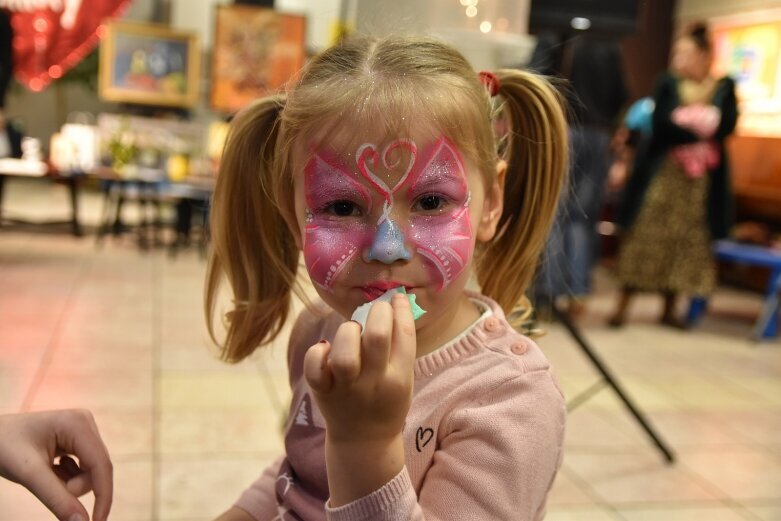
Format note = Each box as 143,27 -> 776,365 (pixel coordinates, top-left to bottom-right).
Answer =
303,293 -> 417,444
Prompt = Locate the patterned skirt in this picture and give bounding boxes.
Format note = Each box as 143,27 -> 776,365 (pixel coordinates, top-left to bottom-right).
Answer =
617,157 -> 716,295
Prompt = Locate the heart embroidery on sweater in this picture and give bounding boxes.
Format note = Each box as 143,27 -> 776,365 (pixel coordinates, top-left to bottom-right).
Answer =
416,426 -> 434,452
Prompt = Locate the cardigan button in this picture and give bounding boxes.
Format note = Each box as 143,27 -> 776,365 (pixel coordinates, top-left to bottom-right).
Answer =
511,342 -> 528,355
483,317 -> 500,332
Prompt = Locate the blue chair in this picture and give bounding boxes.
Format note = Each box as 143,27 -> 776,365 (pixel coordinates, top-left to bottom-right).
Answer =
688,240 -> 781,340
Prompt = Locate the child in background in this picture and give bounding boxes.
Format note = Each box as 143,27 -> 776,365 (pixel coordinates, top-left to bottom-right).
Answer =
206,35 -> 568,521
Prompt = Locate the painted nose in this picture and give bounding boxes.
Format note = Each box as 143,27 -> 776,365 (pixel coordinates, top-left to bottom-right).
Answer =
366,218 -> 411,264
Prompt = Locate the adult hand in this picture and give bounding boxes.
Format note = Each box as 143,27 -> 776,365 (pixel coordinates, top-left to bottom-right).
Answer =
304,293 -> 417,443
0,409 -> 113,521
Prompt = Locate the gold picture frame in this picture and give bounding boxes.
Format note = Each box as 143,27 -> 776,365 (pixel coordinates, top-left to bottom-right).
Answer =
99,21 -> 201,108
210,5 -> 306,113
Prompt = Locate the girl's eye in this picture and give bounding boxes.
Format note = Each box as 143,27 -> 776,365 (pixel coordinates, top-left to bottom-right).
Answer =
326,200 -> 361,217
415,194 -> 447,212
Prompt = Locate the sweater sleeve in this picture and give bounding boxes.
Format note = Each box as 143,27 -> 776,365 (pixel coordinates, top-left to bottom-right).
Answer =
713,77 -> 738,142
325,369 -> 566,521
652,74 -> 700,146
233,456 -> 285,521
233,306 -> 330,519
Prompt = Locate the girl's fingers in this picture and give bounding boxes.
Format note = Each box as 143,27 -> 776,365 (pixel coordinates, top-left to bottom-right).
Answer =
328,321 -> 362,385
390,293 -> 417,372
360,301 -> 393,379
304,341 -> 333,393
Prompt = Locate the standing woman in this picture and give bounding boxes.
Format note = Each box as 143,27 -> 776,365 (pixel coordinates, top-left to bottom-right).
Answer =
609,22 -> 738,327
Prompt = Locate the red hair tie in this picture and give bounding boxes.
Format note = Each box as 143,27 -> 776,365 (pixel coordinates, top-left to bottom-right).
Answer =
478,71 -> 500,97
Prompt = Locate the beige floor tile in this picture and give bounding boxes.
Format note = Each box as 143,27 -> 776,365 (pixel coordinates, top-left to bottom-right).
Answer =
708,411 -> 781,446
564,451 -> 718,503
0,458 -> 153,521
93,408 -> 154,458
744,502 -> 781,520
547,469 -> 600,505
0,479 -> 59,520
156,455 -> 278,520
28,371 -> 153,410
617,504 -> 753,520
47,339 -> 153,375
158,343 -> 244,372
565,409 -> 647,450
158,372 -> 275,410
0,329 -> 51,357
682,448 -> 781,501
649,376 -> 772,412
0,364 -> 37,410
158,408 -> 285,455
603,411 -> 744,449
572,378 -> 680,413
545,506 -> 623,520
78,459 -> 155,521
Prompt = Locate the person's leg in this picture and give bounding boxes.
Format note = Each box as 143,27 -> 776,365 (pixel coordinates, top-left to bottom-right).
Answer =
660,291 -> 687,328
609,287 -> 635,327
566,128 -> 612,300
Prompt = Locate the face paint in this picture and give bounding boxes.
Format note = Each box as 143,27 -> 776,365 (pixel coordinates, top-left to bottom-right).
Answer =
356,139 -> 417,264
406,138 -> 473,291
302,136 -> 474,295
303,153 -> 372,292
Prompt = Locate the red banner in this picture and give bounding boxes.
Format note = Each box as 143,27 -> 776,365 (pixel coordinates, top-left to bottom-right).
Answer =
3,0 -> 131,91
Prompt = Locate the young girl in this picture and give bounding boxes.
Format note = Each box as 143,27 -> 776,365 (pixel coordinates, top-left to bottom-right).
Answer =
206,35 -> 568,521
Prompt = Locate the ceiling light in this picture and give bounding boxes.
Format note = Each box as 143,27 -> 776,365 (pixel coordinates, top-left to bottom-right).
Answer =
480,21 -> 492,33
466,5 -> 477,17
571,17 -> 592,30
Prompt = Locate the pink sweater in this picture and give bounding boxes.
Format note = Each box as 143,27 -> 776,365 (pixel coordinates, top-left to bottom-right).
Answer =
235,293 -> 566,520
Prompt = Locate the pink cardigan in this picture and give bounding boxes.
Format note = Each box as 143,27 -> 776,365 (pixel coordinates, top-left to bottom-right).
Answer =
235,293 -> 566,520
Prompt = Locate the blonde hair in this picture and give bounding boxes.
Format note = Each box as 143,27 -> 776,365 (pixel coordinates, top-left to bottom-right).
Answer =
206,35 -> 568,363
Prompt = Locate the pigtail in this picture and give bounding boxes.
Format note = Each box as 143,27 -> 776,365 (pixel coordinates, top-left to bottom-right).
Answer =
205,95 -> 300,363
476,69 -> 568,317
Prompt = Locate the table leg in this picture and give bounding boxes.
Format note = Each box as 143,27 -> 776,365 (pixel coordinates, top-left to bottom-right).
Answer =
67,175 -> 83,237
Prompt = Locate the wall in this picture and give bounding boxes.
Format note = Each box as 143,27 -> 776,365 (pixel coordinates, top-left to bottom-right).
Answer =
677,0 -> 781,21
354,0 -> 535,70
677,0 -> 781,223
5,0 -> 158,143
6,0 -> 343,143
621,0 -> 677,100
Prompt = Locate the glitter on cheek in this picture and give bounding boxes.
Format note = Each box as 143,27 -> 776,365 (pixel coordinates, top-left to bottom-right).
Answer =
409,199 -> 474,292
303,220 -> 372,292
304,152 -> 373,213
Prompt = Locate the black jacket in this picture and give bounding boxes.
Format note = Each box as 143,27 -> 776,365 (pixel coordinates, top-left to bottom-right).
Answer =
618,72 -> 739,240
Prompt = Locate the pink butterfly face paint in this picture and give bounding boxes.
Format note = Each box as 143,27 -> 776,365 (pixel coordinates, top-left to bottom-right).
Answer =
303,152 -> 373,292
302,136 -> 473,294
406,138 -> 473,292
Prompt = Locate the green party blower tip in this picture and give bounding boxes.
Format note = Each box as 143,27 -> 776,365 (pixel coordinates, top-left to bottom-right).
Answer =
350,287 -> 426,331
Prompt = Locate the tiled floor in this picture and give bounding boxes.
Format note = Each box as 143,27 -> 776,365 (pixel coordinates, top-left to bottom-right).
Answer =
1,176 -> 780,520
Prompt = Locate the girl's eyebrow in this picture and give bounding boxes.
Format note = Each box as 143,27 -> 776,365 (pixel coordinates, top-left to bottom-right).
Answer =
408,169 -> 467,194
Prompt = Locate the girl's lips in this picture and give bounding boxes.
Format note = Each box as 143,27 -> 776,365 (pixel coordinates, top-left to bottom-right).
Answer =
360,283 -> 413,301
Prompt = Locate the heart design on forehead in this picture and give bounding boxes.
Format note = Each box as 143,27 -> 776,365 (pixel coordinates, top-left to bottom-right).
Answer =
355,139 -> 418,202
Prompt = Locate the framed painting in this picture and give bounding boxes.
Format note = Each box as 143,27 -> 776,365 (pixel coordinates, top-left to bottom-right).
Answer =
710,10 -> 781,137
210,5 -> 306,113
99,21 -> 201,108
